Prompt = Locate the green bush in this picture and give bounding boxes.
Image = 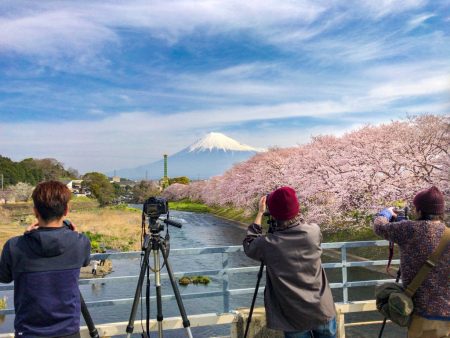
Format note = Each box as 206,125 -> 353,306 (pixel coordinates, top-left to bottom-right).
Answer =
177,275 -> 211,286
0,297 -> 6,310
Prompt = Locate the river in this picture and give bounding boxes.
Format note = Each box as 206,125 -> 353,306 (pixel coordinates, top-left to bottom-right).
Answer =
0,210 -> 406,337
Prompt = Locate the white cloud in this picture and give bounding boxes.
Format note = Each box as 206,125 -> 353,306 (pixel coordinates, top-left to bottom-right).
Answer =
0,10 -> 118,56
369,75 -> 450,100
406,12 -> 436,30
0,0 -> 326,58
354,0 -> 427,19
0,0 -> 431,60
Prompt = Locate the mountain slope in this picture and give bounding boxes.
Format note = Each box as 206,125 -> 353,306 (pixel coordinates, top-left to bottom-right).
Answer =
112,132 -> 262,180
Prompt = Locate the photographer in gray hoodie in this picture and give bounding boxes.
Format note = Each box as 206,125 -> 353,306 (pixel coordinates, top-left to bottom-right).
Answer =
243,186 -> 336,338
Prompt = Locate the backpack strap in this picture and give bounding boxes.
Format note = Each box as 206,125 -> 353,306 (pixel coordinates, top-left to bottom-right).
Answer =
405,227 -> 450,297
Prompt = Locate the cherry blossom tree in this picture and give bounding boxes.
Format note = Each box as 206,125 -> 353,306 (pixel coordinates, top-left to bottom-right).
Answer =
164,115 -> 449,230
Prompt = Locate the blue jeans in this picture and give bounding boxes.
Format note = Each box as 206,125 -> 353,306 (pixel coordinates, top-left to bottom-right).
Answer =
284,317 -> 337,338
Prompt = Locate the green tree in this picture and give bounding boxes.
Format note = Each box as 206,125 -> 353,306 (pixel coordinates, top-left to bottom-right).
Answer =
112,182 -> 128,197
0,156 -> 78,188
169,176 -> 190,185
132,180 -> 161,203
82,172 -> 115,206
33,158 -> 75,181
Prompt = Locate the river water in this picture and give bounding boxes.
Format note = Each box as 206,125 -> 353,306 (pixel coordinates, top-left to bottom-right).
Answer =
0,210 -> 406,337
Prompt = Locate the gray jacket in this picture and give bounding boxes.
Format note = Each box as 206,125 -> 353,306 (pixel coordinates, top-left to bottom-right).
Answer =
243,219 -> 336,332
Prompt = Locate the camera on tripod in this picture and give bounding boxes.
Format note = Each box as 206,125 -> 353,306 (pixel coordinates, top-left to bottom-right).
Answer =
127,196 -> 192,338
143,197 -> 168,218
143,197 -> 169,233
142,197 -> 182,233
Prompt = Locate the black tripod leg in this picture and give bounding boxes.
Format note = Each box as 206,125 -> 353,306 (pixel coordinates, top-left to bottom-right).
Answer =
126,240 -> 152,338
159,244 -> 193,338
80,293 -> 100,338
378,320 -> 387,338
244,262 -> 264,338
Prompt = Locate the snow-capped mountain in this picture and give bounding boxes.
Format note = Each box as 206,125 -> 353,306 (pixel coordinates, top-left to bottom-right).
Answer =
188,132 -> 259,152
112,132 -> 262,180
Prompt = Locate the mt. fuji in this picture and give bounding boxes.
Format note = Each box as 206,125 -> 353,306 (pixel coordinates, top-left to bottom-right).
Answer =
112,133 -> 263,180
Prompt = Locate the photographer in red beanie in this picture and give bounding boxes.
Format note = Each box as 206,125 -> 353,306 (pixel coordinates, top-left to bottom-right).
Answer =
243,187 -> 336,338
374,186 -> 449,338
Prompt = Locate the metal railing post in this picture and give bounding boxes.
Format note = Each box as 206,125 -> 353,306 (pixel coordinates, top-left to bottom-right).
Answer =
336,307 -> 346,338
341,246 -> 348,303
222,252 -> 230,313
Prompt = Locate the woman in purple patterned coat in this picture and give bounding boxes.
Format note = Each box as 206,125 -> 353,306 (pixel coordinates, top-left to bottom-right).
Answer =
373,186 -> 449,338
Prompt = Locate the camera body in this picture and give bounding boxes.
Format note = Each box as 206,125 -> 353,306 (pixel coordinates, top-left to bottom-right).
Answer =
143,197 -> 168,218
392,207 -> 409,222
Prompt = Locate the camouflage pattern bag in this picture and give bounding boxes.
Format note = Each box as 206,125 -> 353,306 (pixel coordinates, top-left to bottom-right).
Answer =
375,283 -> 414,327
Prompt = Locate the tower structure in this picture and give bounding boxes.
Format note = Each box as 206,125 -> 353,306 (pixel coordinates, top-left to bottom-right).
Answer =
161,154 -> 169,189
164,154 -> 168,179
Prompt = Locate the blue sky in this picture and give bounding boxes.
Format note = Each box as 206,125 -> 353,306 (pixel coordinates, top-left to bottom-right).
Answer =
0,0 -> 449,173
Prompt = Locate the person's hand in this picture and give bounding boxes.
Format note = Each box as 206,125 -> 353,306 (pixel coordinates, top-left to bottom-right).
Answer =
63,220 -> 78,232
387,207 -> 397,218
258,195 -> 267,214
378,207 -> 397,221
25,223 -> 39,233
69,222 -> 78,232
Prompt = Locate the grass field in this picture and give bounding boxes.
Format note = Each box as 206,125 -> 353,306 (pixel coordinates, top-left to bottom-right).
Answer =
0,200 -> 143,251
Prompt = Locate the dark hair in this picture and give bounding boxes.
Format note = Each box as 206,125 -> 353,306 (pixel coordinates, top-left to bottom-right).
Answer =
32,181 -> 71,222
418,212 -> 444,222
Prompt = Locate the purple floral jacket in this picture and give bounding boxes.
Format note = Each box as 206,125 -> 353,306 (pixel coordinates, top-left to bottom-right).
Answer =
373,217 -> 449,320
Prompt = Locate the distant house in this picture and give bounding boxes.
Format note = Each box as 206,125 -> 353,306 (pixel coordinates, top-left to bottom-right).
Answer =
111,176 -> 121,183
109,177 -> 137,188
63,180 -> 90,197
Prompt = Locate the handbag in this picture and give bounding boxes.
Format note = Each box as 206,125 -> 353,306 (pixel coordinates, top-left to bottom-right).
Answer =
375,227 -> 450,327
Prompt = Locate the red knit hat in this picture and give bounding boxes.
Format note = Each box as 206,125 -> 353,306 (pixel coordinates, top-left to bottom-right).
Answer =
413,186 -> 445,215
267,186 -> 300,221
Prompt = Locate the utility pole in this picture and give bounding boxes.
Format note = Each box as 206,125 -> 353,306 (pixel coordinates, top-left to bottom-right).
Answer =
1,174 -> 3,190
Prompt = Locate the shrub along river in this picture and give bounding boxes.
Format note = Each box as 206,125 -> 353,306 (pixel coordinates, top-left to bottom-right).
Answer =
0,210 -> 406,337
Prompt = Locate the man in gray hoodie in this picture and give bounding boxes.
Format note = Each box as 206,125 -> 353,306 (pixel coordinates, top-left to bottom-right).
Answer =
243,186 -> 336,338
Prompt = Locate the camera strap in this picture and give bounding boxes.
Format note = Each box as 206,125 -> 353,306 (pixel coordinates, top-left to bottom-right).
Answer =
386,241 -> 395,276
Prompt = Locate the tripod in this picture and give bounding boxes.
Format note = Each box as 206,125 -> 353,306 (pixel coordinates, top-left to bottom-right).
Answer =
243,262 -> 264,338
126,219 -> 193,338
244,211 -> 274,338
80,293 -> 100,338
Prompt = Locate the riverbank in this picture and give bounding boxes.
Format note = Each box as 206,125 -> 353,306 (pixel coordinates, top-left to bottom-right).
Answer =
169,201 -> 254,225
169,200 -> 379,243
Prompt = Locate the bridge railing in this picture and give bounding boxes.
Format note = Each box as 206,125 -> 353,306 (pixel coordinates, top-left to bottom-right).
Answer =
0,240 -> 399,316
